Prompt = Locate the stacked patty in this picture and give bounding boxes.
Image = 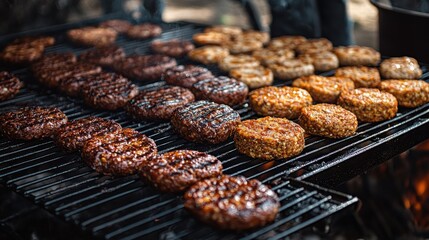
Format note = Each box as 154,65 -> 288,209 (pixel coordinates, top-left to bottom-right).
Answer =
114,55 -> 177,81
163,65 -> 213,88
0,71 -> 23,101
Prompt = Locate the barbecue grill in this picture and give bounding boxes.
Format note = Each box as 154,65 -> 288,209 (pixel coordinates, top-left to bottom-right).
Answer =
1,13 -> 428,239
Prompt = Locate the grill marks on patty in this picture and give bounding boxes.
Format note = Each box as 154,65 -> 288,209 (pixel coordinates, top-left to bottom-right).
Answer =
0,71 -> 23,101
113,55 -> 177,81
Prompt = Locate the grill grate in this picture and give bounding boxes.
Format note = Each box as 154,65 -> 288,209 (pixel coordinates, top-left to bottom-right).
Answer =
1,17 -> 428,239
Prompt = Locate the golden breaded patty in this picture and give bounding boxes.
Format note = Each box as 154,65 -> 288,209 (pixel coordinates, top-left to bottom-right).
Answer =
188,46 -> 229,65
218,54 -> 260,72
335,66 -> 381,88
379,80 -> 429,108
229,66 -> 273,89
295,38 -> 333,54
252,48 -> 295,66
380,57 -> 422,79
299,51 -> 339,72
333,46 -> 380,66
267,59 -> 314,80
193,32 -> 231,45
268,35 -> 307,50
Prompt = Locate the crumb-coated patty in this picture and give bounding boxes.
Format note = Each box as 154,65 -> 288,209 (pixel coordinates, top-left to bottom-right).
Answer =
193,32 -> 231,45
234,116 -> 305,160
204,25 -> 242,36
126,23 -> 162,39
379,80 -> 429,108
55,117 -> 122,151
125,86 -> 195,121
58,72 -> 115,97
268,59 -> 314,80
292,75 -> 354,103
335,66 -> 381,88
99,19 -> 132,33
67,27 -> 118,47
113,55 -> 177,81
184,175 -> 279,230
140,150 -> 223,192
337,88 -> 398,122
171,100 -> 241,144
268,35 -> 307,50
295,38 -> 333,54
218,54 -> 260,72
78,45 -> 125,67
82,72 -> 139,110
163,65 -> 213,88
333,46 -> 380,66
229,66 -> 273,89
188,46 -> 229,65
191,76 -> 248,106
249,86 -> 313,119
252,48 -> 295,66
0,71 -> 23,101
151,39 -> 195,57
298,51 -> 339,72
0,106 -> 67,140
82,128 -> 157,176
298,104 -> 358,138
380,57 -> 422,79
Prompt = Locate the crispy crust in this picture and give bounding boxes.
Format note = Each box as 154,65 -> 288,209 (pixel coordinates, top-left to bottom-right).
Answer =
163,65 -> 213,88
141,150 -> 222,192
292,75 -> 354,103
298,104 -> 358,138
333,46 -> 380,66
249,86 -> 313,119
126,23 -> 162,39
335,66 -> 381,88
82,128 -> 157,176
268,59 -> 314,80
268,35 -> 307,50
298,51 -> 339,72
151,39 -> 195,57
295,38 -> 333,54
252,48 -> 295,66
67,27 -> 117,47
218,54 -> 260,72
229,66 -> 273,89
0,71 -> 23,101
379,80 -> 429,108
188,46 -> 229,65
0,106 -> 67,140
193,32 -> 231,45
78,45 -> 125,67
380,57 -> 422,79
184,175 -> 279,230
337,88 -> 398,122
234,116 -> 305,160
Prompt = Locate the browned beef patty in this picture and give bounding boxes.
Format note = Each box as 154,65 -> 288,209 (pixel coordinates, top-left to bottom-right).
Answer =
99,19 -> 132,33
0,106 -> 67,140
78,45 -> 125,67
140,150 -> 222,192
125,86 -> 195,121
126,23 -> 162,39
151,39 -> 195,57
31,52 -> 77,72
58,72 -> 116,97
163,65 -> 213,88
82,72 -> 139,110
191,76 -> 248,106
184,175 -> 280,230
379,80 -> 429,108
12,36 -> 55,47
0,43 -> 44,64
54,117 -> 122,152
82,128 -> 157,176
171,100 -> 241,144
0,71 -> 23,101
67,27 -> 118,47
113,55 -> 177,81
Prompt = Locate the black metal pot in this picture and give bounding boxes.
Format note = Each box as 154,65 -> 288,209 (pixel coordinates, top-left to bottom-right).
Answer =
371,0 -> 429,64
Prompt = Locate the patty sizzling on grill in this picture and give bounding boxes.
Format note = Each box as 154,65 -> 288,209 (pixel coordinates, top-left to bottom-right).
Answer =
267,59 -> 314,80
333,46 -> 380,66
218,54 -> 260,72
0,71 -> 23,101
204,25 -> 242,36
54,117 -> 122,152
67,27 -> 118,47
58,72 -> 116,97
379,80 -> 429,108
252,48 -> 295,66
99,19 -> 132,33
380,57 -> 422,79
298,51 -> 339,72
151,39 -> 195,57
0,36 -> 55,64
113,55 -> 177,81
295,38 -> 333,54
163,65 -> 213,88
141,150 -> 223,192
78,45 -> 125,67
229,66 -> 273,89
191,76 -> 248,106
335,66 -> 381,88
188,46 -> 229,65
31,52 -> 77,72
82,72 -> 139,110
234,116 -> 305,160
184,175 -> 279,230
268,35 -> 307,50
192,32 -> 231,45
171,100 -> 241,144
125,86 -> 195,121
126,23 -> 162,39
82,128 -> 157,176
0,106 -> 67,140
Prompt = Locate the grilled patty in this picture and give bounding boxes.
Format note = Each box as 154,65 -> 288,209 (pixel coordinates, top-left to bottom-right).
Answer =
55,117 -> 122,152
113,55 -> 177,81
298,104 -> 358,138
58,72 -> 114,97
249,86 -> 313,119
379,80 -> 429,108
31,52 -> 77,72
171,100 -> 241,144
99,19 -> 132,33
141,150 -> 223,192
0,36 -> 55,64
204,25 -> 242,36
229,66 -> 273,89
163,65 -> 213,88
151,39 -> 195,57
0,71 -> 23,101
295,38 -> 333,54
267,59 -> 314,80
335,66 -> 381,88
337,88 -> 398,122
218,54 -> 260,72
0,106 -> 67,140
67,27 -> 118,47
191,76 -> 248,106
192,32 -> 231,45
126,23 -> 162,39
82,128 -> 157,176
268,35 -> 307,50
125,86 -> 195,121
78,45 -> 125,67
82,72 -> 139,110
252,48 -> 294,66
224,38 -> 263,54
333,46 -> 380,66
234,116 -> 305,160
298,51 -> 339,72
380,57 -> 422,79
184,175 -> 280,230
188,46 -> 229,65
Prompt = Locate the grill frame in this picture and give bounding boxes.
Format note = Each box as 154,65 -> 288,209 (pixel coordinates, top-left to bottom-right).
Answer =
0,15 -> 428,239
